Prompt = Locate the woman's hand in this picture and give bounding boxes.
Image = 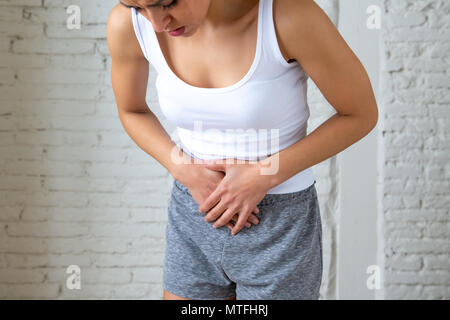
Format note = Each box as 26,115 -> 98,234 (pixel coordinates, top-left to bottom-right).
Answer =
172,156 -> 260,231
198,159 -> 273,235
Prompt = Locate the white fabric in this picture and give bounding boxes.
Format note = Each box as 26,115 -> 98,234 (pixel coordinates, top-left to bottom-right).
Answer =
130,0 -> 315,194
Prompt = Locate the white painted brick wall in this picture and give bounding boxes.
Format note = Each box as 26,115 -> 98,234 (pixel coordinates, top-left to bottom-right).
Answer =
309,0 -> 340,301
0,0 -> 169,299
0,0 -> 339,299
4,0 -> 447,301
381,0 -> 450,300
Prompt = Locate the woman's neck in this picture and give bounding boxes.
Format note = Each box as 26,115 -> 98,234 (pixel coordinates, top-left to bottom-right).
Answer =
202,0 -> 259,29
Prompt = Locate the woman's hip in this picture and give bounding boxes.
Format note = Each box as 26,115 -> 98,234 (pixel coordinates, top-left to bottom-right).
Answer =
167,178 -> 322,241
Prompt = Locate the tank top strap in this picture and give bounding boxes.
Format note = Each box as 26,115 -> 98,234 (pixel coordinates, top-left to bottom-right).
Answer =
130,7 -> 167,75
260,0 -> 299,69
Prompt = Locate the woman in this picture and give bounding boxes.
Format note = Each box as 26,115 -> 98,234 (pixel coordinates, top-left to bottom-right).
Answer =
106,0 -> 378,300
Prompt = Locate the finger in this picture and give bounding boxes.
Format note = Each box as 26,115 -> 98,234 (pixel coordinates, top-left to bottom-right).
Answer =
247,213 -> 260,225
231,209 -> 251,235
204,199 -> 227,223
253,207 -> 259,214
213,207 -> 237,229
199,186 -> 222,214
231,215 -> 251,228
232,213 -> 257,226
229,217 -> 251,229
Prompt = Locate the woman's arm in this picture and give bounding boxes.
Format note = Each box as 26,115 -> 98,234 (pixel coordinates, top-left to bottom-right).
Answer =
264,0 -> 379,189
106,4 -> 260,229
200,0 -> 379,235
107,4 -> 181,177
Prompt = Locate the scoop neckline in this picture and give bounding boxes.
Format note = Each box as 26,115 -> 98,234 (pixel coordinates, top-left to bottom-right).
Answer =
136,0 -> 263,94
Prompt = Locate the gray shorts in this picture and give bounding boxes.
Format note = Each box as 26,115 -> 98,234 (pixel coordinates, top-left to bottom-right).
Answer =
163,178 -> 323,300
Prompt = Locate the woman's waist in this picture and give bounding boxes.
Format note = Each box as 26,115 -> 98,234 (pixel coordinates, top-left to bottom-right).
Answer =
177,143 -> 315,195
177,129 -> 307,161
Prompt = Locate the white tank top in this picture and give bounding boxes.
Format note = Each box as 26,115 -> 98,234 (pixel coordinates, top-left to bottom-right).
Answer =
130,0 -> 315,194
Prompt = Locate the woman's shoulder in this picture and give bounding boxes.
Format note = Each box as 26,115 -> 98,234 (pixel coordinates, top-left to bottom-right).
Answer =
274,0 -> 327,38
107,3 -> 133,35
274,0 -> 340,62
107,4 -> 146,61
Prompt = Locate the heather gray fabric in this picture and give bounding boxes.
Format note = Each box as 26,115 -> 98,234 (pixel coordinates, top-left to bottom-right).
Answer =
163,178 -> 323,300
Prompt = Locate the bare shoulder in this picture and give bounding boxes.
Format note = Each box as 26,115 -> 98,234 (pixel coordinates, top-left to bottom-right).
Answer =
107,3 -> 145,61
273,0 -> 342,62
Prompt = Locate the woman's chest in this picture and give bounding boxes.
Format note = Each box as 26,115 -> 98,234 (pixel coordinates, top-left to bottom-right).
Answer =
155,19 -> 258,89
155,71 -> 308,131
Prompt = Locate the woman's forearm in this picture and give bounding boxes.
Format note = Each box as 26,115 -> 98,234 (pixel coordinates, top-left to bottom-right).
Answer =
264,113 -> 378,189
118,110 -> 185,178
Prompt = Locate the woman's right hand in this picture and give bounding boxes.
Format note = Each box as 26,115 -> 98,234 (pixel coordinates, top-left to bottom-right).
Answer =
173,159 -> 260,231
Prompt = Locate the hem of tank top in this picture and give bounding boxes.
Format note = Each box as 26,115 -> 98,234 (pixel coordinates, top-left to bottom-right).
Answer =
179,152 -> 271,162
177,147 -> 300,162
265,179 -> 316,195
179,147 -> 272,161
179,145 -> 315,195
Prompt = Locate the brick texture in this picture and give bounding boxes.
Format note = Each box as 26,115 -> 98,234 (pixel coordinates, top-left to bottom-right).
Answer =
1,0 -> 447,300
381,0 -> 450,300
0,0 -> 339,299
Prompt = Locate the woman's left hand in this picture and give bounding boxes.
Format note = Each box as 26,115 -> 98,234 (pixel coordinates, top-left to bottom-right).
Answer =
198,159 -> 273,235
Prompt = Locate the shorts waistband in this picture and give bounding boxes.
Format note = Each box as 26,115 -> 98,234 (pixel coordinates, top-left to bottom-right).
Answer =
173,179 -> 316,207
